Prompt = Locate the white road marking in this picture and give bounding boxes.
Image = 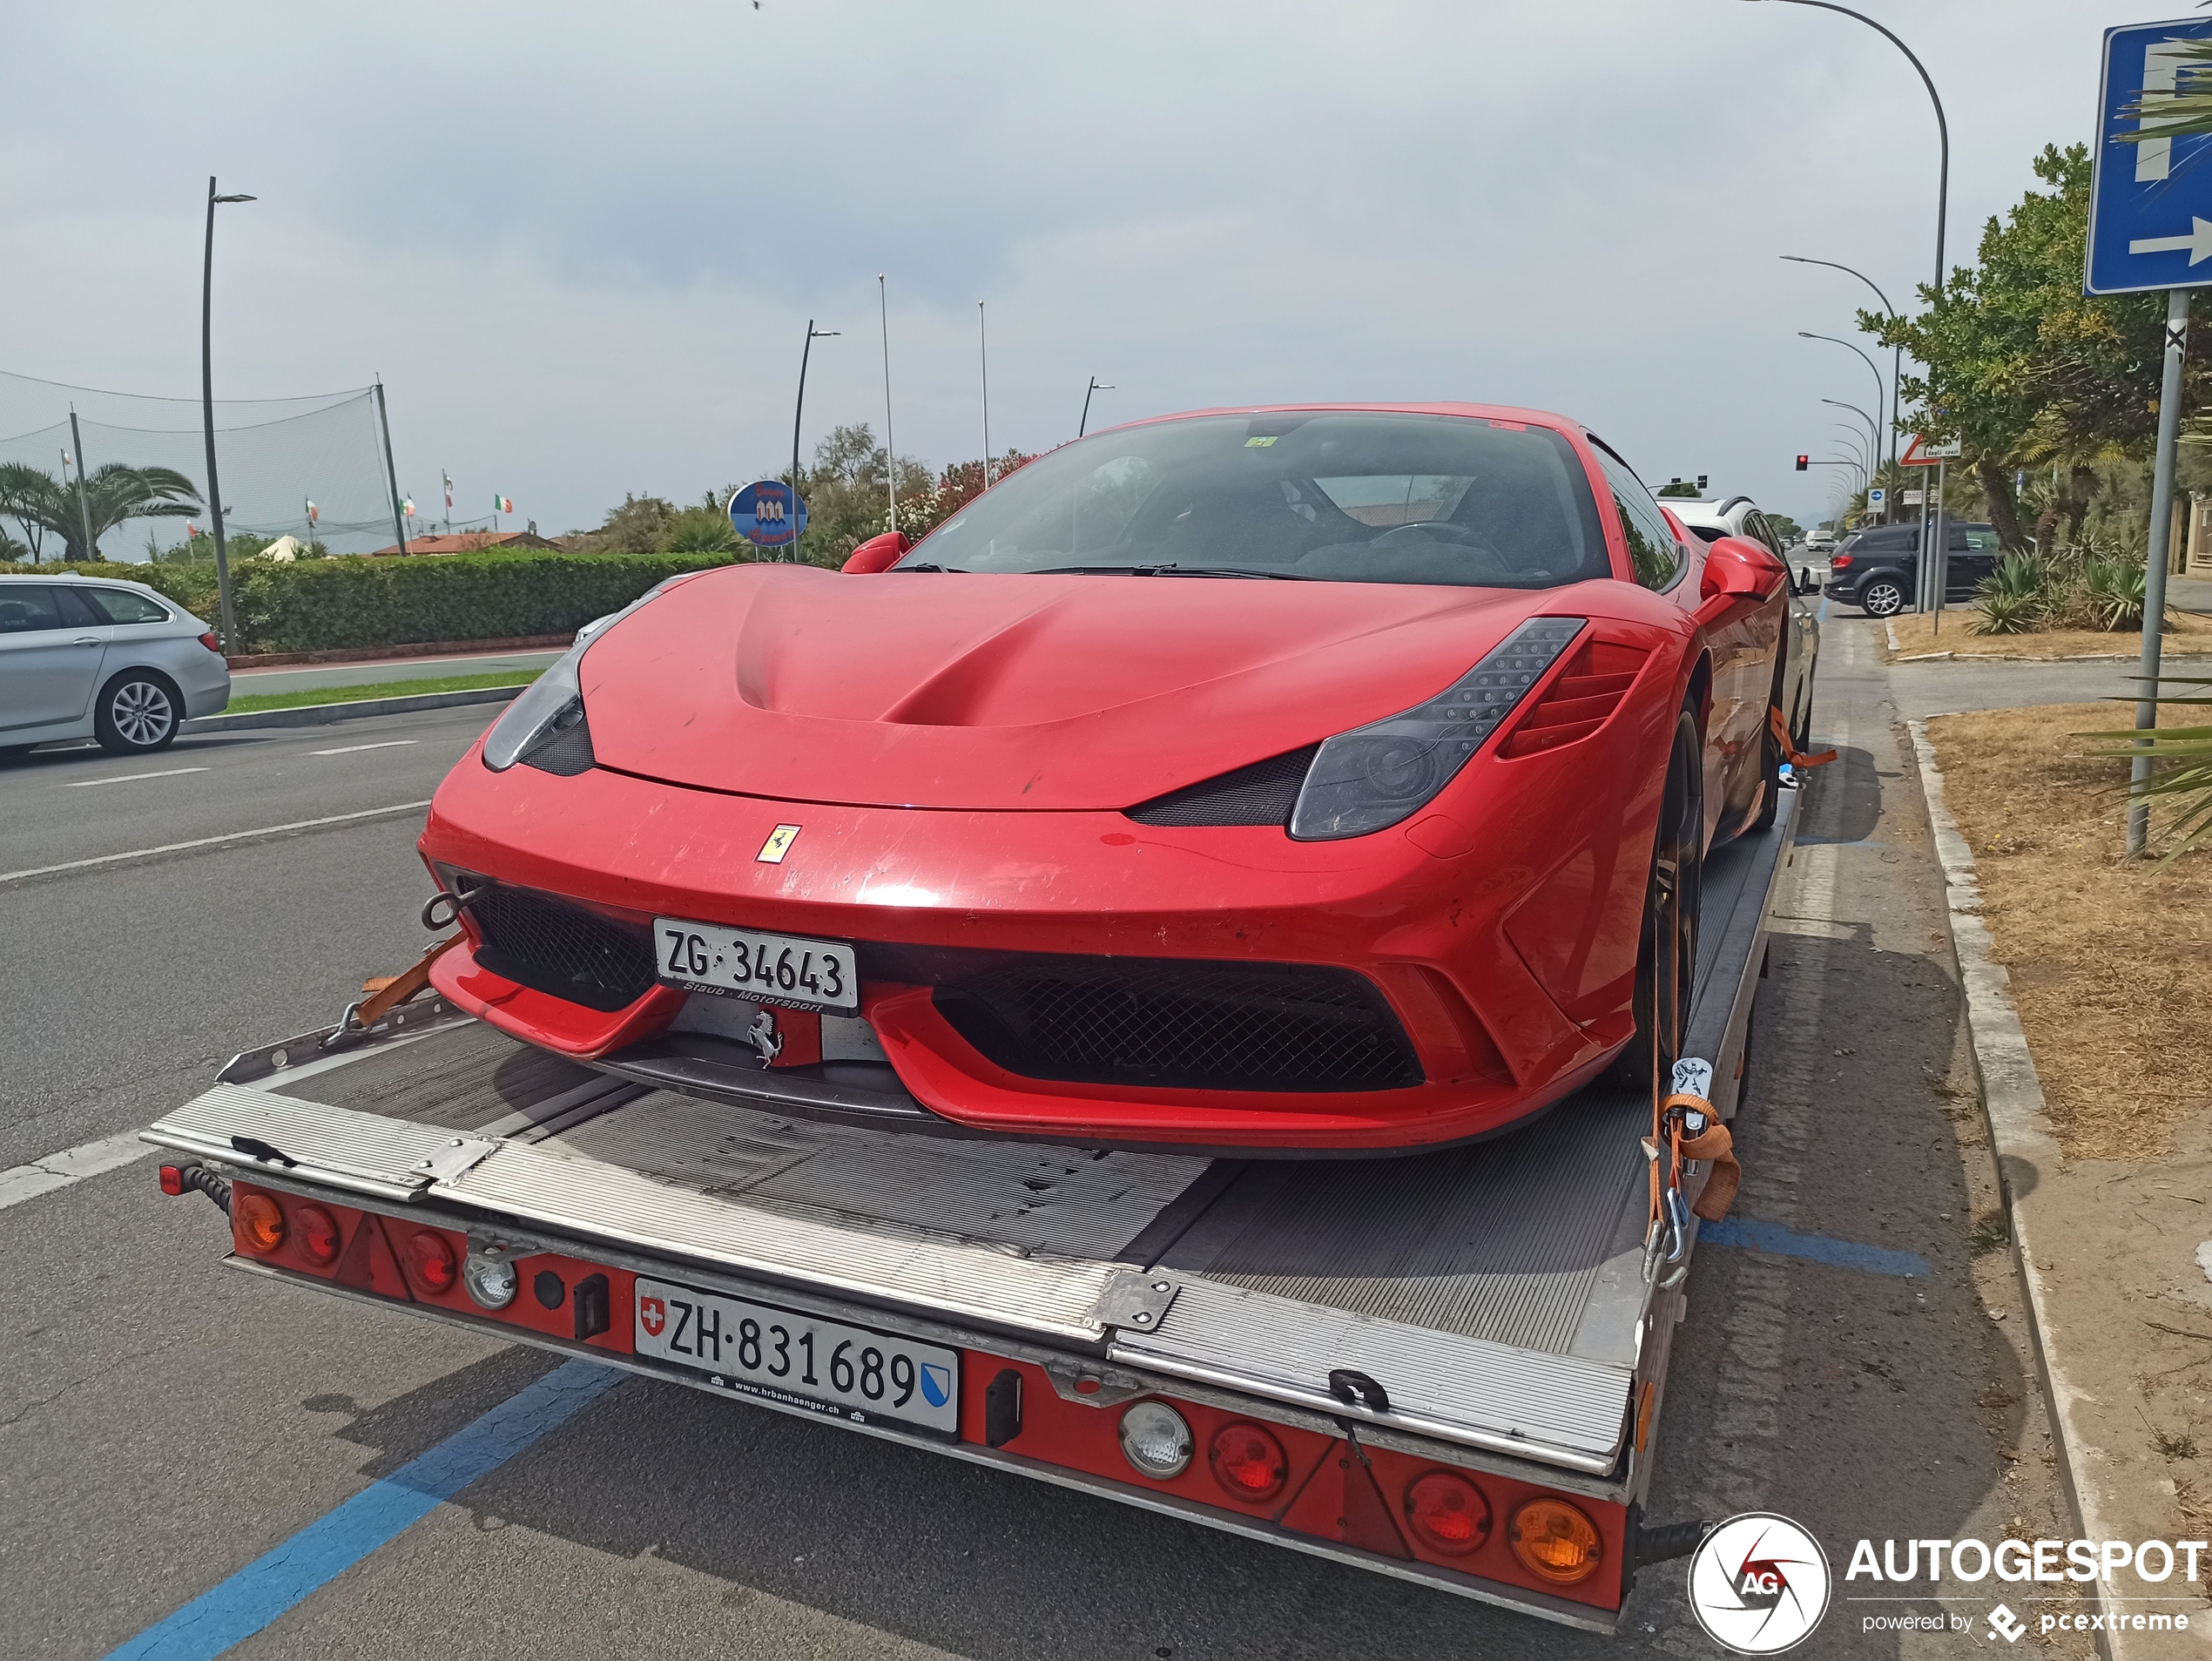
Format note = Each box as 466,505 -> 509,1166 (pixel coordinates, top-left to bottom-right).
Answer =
62,766 -> 210,787
310,739 -> 420,756
0,1130 -> 155,1212
0,799 -> 434,886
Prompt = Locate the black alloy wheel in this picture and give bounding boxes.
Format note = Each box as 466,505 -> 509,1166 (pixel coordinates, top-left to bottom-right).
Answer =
1614,707 -> 1703,1091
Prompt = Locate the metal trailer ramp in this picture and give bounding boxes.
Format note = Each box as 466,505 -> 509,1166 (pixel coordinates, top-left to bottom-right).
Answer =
145,795 -> 1792,1489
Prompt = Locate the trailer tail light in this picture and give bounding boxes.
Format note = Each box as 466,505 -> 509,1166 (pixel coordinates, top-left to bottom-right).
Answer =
462,1249 -> 519,1310
235,1192 -> 285,1253
1403,1471 -> 1491,1556
159,1165 -> 185,1197
1509,1497 -> 1602,1583
294,1205 -> 341,1265
1497,640 -> 1649,760
1206,1422 -> 1288,1502
1117,1401 -> 1194,1480
402,1230 -> 458,1294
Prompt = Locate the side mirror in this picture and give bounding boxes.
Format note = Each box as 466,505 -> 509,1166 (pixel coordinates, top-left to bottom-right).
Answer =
1798,566 -> 1815,596
841,530 -> 909,574
1700,535 -> 1787,604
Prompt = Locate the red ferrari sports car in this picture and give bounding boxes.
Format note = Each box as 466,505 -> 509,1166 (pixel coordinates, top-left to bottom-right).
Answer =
418,403 -> 1795,1152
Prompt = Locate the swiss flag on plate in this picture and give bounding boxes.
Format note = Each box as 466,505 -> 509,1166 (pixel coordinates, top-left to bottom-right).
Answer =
640,1296 -> 666,1337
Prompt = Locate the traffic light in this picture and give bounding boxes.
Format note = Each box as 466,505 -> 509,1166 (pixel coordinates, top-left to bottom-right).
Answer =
1795,455 -> 1810,472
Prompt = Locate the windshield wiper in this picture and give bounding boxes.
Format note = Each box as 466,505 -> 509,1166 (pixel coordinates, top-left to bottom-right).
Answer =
892,562 -> 964,572
1025,563 -> 1312,579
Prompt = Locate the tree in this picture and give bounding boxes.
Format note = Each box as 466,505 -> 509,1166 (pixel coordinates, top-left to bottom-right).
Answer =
0,460 -> 200,563
1867,144 -> 2202,554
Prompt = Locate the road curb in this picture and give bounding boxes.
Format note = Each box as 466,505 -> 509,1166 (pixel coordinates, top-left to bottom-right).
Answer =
183,685 -> 525,734
1907,718 -> 2124,1658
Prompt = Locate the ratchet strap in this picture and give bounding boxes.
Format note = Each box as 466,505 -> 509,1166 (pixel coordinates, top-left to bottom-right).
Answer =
357,935 -> 461,1027
1770,706 -> 1837,770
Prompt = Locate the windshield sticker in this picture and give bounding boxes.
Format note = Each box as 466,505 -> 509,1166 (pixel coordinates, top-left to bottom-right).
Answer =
1244,436 -> 1278,447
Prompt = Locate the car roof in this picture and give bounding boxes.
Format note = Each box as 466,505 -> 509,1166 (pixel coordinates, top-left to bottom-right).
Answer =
1661,496 -> 1758,530
0,571 -> 167,596
1086,401 -> 1589,444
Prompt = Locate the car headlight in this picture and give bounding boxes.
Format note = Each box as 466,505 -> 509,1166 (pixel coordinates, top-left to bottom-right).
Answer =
482,578 -> 693,772
1288,617 -> 1586,840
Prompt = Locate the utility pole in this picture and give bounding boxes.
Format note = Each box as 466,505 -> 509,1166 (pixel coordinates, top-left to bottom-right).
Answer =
201,176 -> 256,649
792,320 -> 838,564
878,275 -> 898,535
2129,289 -> 2190,856
1080,376 -> 1114,438
374,376 -> 408,557
66,411 -> 95,561
978,300 -> 993,488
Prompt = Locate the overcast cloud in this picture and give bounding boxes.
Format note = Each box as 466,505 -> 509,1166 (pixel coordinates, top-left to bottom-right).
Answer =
0,2 -> 2165,537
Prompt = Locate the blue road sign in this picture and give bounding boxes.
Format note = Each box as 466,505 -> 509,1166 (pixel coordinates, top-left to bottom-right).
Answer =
729,480 -> 807,548
2087,17 -> 2212,296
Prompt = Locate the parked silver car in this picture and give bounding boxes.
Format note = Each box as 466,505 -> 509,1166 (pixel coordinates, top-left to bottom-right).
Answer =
0,573 -> 231,756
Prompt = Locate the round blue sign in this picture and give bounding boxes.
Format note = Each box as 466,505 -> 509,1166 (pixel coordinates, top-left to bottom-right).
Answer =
730,480 -> 807,548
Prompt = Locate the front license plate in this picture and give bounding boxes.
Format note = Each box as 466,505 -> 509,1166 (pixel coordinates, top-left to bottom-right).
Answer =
654,918 -> 860,1013
634,1279 -> 961,1439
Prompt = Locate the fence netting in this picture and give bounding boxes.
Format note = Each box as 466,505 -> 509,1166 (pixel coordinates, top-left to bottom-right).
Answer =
0,368 -> 398,559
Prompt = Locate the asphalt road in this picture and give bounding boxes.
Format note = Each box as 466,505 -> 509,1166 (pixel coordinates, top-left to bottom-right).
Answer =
0,647 -> 2071,1659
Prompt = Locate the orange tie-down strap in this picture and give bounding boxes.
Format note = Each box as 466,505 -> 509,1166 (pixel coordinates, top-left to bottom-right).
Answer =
357,935 -> 462,1027
1659,1091 -> 1743,1224
1770,706 -> 1837,770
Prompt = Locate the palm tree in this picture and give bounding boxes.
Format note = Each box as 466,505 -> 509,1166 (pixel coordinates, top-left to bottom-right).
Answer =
0,461 -> 200,564
2115,43 -> 2212,141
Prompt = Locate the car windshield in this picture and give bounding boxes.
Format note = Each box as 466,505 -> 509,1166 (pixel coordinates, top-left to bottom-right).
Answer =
900,411 -> 1611,589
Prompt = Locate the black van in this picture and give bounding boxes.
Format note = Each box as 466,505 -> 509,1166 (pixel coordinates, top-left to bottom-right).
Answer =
1827,522 -> 2002,616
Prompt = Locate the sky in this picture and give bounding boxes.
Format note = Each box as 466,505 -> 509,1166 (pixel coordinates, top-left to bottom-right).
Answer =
0,1 -> 2180,541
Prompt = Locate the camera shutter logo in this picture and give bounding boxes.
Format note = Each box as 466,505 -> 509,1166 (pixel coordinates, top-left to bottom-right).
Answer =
1686,1513 -> 1831,1654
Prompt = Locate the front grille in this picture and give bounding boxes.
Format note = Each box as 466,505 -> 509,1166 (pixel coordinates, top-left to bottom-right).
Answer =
1125,745 -> 1318,827
469,886 -> 658,1012
934,955 -> 1422,1093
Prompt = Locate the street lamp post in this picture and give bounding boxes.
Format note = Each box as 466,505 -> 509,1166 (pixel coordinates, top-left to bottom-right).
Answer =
791,320 -> 839,564
1079,376 -> 1114,438
1822,399 -> 1882,503
1802,332 -> 1890,484
1783,256 -> 1903,466
200,177 -> 255,650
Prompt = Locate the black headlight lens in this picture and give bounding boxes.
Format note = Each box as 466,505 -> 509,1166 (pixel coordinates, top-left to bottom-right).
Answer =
1289,617 -> 1586,840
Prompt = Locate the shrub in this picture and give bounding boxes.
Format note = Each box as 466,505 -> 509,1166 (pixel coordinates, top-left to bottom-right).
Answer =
1,550 -> 738,652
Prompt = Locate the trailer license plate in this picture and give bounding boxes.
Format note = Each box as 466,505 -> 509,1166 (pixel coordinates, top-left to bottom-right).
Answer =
653,919 -> 860,1014
633,1278 -> 960,1439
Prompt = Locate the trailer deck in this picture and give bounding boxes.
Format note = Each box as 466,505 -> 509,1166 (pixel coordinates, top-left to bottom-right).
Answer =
144,792 -> 1795,1628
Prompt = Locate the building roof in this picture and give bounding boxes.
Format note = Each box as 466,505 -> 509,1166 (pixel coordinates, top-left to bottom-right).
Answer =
368,530 -> 558,557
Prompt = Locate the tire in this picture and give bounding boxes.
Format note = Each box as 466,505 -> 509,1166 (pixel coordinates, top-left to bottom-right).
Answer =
1750,644 -> 1789,834
94,670 -> 182,755
1858,577 -> 1905,618
1613,708 -> 1703,1091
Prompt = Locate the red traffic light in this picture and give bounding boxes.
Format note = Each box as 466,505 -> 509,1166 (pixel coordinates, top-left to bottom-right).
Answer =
1795,455 -> 1810,472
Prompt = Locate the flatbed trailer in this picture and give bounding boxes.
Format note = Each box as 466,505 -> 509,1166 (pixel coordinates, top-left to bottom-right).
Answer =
144,793 -> 1796,1633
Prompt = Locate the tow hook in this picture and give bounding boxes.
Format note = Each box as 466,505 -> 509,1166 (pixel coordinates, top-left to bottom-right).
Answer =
1622,1501 -> 1709,1598
158,1162 -> 232,1216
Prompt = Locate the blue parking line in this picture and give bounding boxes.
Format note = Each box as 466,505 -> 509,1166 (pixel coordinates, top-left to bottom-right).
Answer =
1700,1217 -> 1930,1278
106,1359 -> 623,1660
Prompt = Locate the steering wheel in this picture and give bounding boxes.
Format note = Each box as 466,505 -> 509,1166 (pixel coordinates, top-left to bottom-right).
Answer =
1372,521 -> 1482,548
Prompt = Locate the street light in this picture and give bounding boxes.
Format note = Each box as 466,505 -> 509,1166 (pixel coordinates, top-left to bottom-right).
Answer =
1821,398 -> 1882,501
1748,3 -> 1948,302
1828,434 -> 1869,491
1079,376 -> 1115,438
1800,332 -> 1889,474
200,177 -> 255,651
1783,256 -> 1903,465
791,320 -> 839,564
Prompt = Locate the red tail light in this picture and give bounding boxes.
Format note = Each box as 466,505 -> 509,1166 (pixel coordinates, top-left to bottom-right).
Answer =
1404,1471 -> 1492,1556
158,1165 -> 185,1196
1828,554 -> 1852,571
1499,639 -> 1649,759
402,1230 -> 457,1293
295,1204 -> 341,1265
1207,1422 -> 1289,1502
199,631 -> 223,654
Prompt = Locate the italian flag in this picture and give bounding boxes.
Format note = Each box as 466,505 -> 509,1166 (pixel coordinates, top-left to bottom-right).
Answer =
305,499 -> 319,524
496,495 -> 513,514
402,497 -> 416,517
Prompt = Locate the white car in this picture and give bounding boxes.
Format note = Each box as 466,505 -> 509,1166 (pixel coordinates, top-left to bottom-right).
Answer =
0,573 -> 231,756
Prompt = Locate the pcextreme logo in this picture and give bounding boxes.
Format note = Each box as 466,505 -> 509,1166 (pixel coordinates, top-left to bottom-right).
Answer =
1687,1513 -> 1832,1654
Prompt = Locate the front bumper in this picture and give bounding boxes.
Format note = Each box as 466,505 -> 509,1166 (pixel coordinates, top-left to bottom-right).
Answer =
421,733 -> 1652,1151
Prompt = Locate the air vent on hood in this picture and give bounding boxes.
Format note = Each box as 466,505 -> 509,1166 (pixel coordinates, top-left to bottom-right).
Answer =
1496,640 -> 1649,760
1125,745 -> 1321,827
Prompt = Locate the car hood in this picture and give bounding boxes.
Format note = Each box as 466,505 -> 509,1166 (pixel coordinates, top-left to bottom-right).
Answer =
579,564 -> 1586,811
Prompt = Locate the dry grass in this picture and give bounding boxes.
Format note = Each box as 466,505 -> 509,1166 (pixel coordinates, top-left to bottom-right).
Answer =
1891,608 -> 2212,660
1926,704 -> 2212,1158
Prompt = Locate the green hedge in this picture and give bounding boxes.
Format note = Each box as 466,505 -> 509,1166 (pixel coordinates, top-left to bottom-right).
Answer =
0,551 -> 738,652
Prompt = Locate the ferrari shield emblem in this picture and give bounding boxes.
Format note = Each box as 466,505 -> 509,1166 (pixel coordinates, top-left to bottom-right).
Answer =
757,824 -> 800,863
639,1295 -> 666,1336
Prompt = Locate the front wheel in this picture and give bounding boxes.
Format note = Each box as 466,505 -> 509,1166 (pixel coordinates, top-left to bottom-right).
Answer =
94,671 -> 181,754
1859,577 -> 1905,618
1613,708 -> 1703,1091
